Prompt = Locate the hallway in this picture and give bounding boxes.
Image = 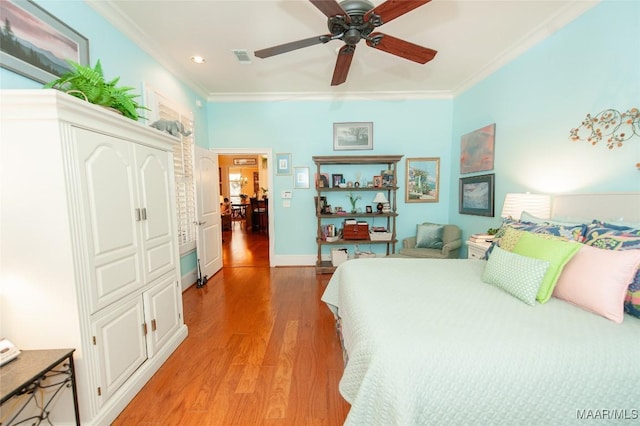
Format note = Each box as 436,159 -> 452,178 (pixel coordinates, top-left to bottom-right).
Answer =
222,224 -> 270,268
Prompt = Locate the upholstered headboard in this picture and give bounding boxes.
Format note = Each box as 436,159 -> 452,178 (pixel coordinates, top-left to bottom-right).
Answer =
551,192 -> 640,222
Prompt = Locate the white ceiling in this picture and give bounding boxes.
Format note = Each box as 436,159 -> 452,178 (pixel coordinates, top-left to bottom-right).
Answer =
87,0 -> 598,100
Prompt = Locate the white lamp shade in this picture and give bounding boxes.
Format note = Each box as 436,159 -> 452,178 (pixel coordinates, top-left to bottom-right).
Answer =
372,192 -> 388,203
501,193 -> 551,220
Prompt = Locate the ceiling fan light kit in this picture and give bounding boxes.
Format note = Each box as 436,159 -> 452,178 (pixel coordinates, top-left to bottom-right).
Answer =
254,0 -> 437,86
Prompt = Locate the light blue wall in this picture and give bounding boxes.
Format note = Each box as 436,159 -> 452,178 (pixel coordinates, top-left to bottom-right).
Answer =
0,1 -> 209,279
0,1 -> 209,147
208,98 -> 453,255
450,0 -> 640,254
2,0 -> 637,263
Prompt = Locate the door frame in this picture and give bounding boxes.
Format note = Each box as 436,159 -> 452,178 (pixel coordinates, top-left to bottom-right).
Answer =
212,147 -> 274,267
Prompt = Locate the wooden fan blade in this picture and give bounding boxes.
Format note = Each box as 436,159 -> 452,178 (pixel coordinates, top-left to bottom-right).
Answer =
255,35 -> 331,58
310,0 -> 350,21
366,32 -> 437,64
331,45 -> 355,86
365,0 -> 431,26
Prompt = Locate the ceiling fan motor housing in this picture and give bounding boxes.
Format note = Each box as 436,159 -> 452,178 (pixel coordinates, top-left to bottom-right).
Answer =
328,0 -> 376,38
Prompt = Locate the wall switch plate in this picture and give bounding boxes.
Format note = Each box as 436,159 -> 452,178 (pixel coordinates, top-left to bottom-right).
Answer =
283,200 -> 291,207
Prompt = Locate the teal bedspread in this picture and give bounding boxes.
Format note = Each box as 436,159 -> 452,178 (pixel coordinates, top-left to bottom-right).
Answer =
321,258 -> 640,425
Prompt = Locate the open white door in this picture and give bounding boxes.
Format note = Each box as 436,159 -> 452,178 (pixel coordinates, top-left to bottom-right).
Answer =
194,146 -> 222,280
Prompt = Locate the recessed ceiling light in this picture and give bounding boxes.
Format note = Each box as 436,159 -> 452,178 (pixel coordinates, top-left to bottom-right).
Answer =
191,56 -> 206,64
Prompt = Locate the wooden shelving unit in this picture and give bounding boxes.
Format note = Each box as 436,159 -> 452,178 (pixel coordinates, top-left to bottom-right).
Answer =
312,155 -> 403,274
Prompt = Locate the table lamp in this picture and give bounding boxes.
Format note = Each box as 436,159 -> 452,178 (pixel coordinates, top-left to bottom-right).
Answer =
372,192 -> 388,213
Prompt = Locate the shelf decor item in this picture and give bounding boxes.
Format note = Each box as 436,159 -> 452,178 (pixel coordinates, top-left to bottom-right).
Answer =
44,59 -> 149,120
372,192 -> 388,213
347,192 -> 361,213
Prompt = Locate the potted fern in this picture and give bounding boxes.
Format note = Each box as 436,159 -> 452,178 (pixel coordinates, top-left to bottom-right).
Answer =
44,59 -> 148,120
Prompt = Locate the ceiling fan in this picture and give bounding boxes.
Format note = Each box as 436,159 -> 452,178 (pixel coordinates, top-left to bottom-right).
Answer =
254,0 -> 437,86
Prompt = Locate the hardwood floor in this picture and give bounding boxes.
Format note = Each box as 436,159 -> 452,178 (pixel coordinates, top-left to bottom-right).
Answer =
112,228 -> 350,425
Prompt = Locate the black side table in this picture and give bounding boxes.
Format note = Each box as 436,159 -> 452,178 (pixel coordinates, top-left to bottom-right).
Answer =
0,349 -> 80,425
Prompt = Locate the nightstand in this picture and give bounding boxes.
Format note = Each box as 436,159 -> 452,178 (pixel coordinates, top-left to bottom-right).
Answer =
466,240 -> 492,260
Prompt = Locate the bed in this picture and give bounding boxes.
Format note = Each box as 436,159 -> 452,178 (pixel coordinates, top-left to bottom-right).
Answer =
321,193 -> 640,425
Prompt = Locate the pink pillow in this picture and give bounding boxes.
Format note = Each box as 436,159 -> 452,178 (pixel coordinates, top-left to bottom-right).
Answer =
553,245 -> 640,323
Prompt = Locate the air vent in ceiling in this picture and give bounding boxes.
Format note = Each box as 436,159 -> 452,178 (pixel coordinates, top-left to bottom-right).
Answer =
232,50 -> 252,64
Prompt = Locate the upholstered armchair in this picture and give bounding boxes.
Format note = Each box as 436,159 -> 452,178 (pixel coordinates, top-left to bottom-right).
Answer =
399,223 -> 462,259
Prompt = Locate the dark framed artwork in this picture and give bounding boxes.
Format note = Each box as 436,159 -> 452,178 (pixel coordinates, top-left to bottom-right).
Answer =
460,123 -> 496,174
233,157 -> 257,166
332,174 -> 344,187
0,0 -> 90,83
406,157 -> 440,203
459,173 -> 495,217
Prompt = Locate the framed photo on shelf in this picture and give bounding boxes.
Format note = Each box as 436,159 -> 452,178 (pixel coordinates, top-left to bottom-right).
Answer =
314,196 -> 327,213
373,175 -> 382,187
459,173 -> 495,216
332,173 -> 344,187
316,173 -> 330,188
406,157 -> 440,203
275,153 -> 291,175
366,206 -> 373,214
0,0 -> 90,84
293,166 -> 310,189
333,122 -> 373,151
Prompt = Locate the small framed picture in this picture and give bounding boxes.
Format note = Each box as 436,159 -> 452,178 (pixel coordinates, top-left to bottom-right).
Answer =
275,153 -> 292,175
332,174 -> 344,187
373,175 -> 382,187
333,122 -> 373,151
316,173 -> 330,188
459,173 -> 495,216
293,166 -> 310,189
366,206 -> 373,214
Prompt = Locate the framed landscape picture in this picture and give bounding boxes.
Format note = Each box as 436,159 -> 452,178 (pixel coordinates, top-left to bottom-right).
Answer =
0,0 -> 89,83
333,122 -> 373,151
459,173 -> 495,216
406,157 -> 440,203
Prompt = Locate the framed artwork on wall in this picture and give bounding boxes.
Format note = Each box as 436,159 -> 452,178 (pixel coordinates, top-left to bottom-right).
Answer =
333,122 -> 373,151
275,153 -> 291,175
0,0 -> 90,84
406,157 -> 440,203
293,166 -> 309,189
460,123 -> 496,174
459,173 -> 495,217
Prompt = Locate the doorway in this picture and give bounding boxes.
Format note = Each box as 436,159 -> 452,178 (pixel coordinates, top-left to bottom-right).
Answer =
216,150 -> 273,267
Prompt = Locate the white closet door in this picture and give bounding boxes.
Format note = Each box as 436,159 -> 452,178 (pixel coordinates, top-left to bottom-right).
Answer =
143,275 -> 181,357
135,144 -> 177,283
73,128 -> 142,312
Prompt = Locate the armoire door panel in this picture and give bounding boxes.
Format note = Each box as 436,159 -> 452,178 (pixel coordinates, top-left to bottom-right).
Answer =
143,276 -> 180,357
92,297 -> 147,405
135,145 -> 176,282
73,128 -> 143,311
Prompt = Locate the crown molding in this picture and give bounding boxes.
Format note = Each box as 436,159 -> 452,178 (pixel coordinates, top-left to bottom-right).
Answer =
452,0 -> 600,97
206,90 -> 453,102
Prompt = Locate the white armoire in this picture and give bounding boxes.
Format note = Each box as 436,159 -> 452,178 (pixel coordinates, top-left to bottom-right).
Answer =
0,90 -> 188,425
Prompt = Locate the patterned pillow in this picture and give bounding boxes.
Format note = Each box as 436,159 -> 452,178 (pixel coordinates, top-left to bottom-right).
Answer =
511,232 -> 582,303
484,219 -> 586,259
482,246 -> 550,306
583,222 -> 640,319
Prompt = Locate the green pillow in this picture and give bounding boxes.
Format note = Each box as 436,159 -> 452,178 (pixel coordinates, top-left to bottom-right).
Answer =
511,232 -> 581,303
482,246 -> 550,306
415,223 -> 444,249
